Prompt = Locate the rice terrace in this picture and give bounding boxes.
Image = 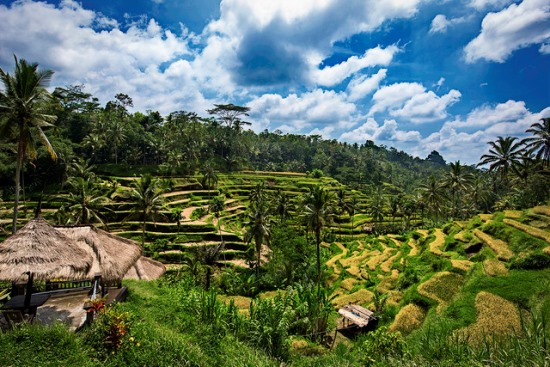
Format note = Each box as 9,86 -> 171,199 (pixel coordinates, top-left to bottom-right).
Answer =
1,0 -> 550,366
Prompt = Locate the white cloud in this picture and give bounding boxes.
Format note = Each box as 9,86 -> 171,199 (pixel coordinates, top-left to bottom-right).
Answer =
469,0 -> 513,11
340,118 -> 421,143
346,69 -> 388,101
246,89 -> 358,133
311,45 -> 398,86
429,14 -> 469,34
446,100 -> 530,129
464,0 -> 550,63
540,42 -> 550,53
369,82 -> 461,123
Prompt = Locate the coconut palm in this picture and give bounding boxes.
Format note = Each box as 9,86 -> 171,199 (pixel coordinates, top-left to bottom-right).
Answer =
523,117 -> 550,167
200,163 -> 218,192
478,136 -> 524,189
0,56 -> 57,233
272,189 -> 292,224
244,199 -> 271,277
123,174 -> 166,247
347,196 -> 360,239
442,161 -> 474,218
208,195 -> 226,244
302,185 -> 335,293
56,176 -> 110,226
418,175 -> 446,225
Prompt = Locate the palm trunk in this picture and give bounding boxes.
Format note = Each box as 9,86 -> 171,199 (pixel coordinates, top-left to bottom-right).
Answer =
315,227 -> 321,295
12,139 -> 25,234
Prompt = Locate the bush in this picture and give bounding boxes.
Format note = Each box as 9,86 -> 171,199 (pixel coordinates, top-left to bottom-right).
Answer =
510,252 -> 550,270
191,207 -> 207,220
311,169 -> 324,178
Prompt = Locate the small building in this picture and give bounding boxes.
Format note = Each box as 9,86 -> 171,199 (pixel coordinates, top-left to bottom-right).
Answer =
338,304 -> 378,333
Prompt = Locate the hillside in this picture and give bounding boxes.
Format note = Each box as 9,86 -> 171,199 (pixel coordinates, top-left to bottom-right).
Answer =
1,170 -> 549,366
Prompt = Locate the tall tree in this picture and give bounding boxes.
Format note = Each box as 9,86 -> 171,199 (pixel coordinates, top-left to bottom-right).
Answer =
302,186 -> 335,293
478,136 -> 524,189
347,195 -> 360,239
418,175 -> 446,225
245,198 -> 271,277
523,117 -> 550,167
0,56 -> 57,233
122,174 -> 166,247
442,161 -> 474,218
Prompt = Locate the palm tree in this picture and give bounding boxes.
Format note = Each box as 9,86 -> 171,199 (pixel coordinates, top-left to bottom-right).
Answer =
347,196 -> 360,239
208,195 -> 225,244
418,175 -> 446,225
123,174 -> 166,247
244,199 -> 271,277
442,161 -> 474,218
200,163 -> 218,193
302,186 -> 335,293
272,189 -> 292,224
478,136 -> 524,189
0,56 -> 57,233
56,176 -> 110,226
523,117 -> 550,167
335,189 -> 351,240
369,188 -> 385,226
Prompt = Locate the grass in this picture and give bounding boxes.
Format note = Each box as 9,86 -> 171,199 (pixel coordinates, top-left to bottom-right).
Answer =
482,259 -> 509,276
417,272 -> 464,313
451,259 -> 474,273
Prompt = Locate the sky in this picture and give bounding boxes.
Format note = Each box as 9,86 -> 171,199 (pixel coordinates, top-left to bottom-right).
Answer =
0,0 -> 549,165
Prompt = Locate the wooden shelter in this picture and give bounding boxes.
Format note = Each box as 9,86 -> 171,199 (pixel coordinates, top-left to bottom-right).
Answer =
124,256 -> 166,280
56,225 -> 142,284
338,304 -> 377,329
0,217 -> 92,282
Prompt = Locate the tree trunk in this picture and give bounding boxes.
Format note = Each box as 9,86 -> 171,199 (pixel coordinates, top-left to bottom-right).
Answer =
315,227 -> 321,295
12,138 -> 25,234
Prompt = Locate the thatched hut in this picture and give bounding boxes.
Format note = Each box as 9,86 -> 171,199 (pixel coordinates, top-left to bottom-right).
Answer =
0,217 -> 92,282
56,226 -> 142,284
124,256 -> 166,280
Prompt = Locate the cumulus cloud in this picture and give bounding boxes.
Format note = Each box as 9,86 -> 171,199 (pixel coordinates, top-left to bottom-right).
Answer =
0,0 -> 200,114
368,82 -> 461,123
346,69 -> 388,101
416,103 -> 550,163
206,0 -> 422,86
340,118 -> 422,143
464,0 -> 550,63
446,100 -> 530,129
429,14 -> 470,34
311,45 -> 398,86
469,0 -> 513,11
246,89 -> 358,133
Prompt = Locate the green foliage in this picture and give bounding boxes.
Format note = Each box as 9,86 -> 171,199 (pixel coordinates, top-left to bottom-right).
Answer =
509,252 -> 550,270
356,326 -> 406,363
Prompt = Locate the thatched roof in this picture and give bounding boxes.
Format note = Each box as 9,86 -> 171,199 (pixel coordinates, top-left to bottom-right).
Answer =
56,226 -> 142,282
0,217 -> 93,282
124,256 -> 166,281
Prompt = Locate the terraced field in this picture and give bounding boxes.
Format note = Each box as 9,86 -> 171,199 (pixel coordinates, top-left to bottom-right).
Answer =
324,205 -> 550,339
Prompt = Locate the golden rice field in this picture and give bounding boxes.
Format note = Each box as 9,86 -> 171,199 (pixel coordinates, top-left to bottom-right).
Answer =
332,288 -> 373,309
454,230 -> 470,243
416,229 -> 429,238
456,291 -> 522,345
365,247 -> 395,271
418,271 -> 464,313
474,229 -> 514,261
451,259 -> 474,273
428,228 -> 447,257
478,214 -> 494,222
533,206 -> 550,217
339,277 -> 360,291
380,252 -> 400,273
326,242 -> 348,276
376,269 -> 399,294
407,238 -> 420,257
483,258 -> 509,276
503,210 -> 523,219
389,303 -> 426,335
503,218 -> 550,244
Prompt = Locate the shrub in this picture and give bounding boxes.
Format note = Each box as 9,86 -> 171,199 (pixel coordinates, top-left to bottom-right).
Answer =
510,252 -> 550,270
311,169 -> 324,178
356,326 -> 406,363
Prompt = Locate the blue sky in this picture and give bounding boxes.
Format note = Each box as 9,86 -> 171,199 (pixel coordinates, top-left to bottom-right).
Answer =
0,0 -> 549,164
